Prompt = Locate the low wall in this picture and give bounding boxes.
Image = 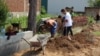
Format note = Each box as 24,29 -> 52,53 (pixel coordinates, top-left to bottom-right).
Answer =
85,7 -> 100,17
0,31 -> 33,56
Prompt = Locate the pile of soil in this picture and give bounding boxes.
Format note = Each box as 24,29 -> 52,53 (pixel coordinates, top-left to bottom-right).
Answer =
46,30 -> 94,53
46,37 -> 81,53
88,24 -> 100,31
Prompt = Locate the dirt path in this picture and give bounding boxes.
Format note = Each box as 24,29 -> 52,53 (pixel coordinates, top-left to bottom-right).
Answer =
91,36 -> 100,56
72,27 -> 83,34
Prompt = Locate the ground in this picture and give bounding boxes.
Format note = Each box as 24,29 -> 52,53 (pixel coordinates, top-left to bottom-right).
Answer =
12,36 -> 100,56
12,23 -> 100,56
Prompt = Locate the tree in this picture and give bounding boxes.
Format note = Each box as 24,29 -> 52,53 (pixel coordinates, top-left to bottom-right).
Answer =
94,0 -> 100,7
88,0 -> 100,7
28,0 -> 37,35
88,0 -> 95,7
0,0 -> 8,28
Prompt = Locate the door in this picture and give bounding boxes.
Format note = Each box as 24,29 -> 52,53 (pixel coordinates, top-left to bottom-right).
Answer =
41,0 -> 48,12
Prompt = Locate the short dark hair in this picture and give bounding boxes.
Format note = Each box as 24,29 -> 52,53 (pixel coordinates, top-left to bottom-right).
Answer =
43,21 -> 47,24
61,9 -> 65,12
58,15 -> 62,18
65,7 -> 69,10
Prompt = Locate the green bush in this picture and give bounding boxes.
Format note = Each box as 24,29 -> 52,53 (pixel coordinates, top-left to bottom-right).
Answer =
6,16 -> 28,28
72,12 -> 80,17
88,0 -> 100,7
87,16 -> 95,24
6,14 -> 53,29
94,0 -> 100,7
0,0 -> 8,28
41,6 -> 47,14
36,14 -> 53,22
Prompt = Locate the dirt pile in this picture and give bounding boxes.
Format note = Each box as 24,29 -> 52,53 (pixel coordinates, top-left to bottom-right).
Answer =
88,24 -> 100,31
46,37 -> 81,53
46,30 -> 94,53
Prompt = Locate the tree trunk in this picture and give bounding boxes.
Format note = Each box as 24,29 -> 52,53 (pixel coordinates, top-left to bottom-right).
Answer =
28,0 -> 37,35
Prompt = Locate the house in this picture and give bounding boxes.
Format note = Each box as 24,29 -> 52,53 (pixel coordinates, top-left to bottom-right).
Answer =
42,0 -> 89,14
5,0 -> 41,17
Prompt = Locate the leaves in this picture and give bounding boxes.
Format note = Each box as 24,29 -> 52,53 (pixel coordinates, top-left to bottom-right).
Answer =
41,6 -> 47,14
6,16 -> 28,28
87,16 -> 95,24
0,0 -> 8,28
89,0 -> 100,7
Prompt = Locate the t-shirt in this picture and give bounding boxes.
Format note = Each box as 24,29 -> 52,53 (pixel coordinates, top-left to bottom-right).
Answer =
64,12 -> 73,27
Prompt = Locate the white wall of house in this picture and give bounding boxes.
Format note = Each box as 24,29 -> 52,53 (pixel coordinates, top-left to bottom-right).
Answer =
48,0 -> 89,14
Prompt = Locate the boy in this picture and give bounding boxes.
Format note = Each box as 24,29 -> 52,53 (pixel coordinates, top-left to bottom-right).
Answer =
43,19 -> 57,37
61,9 -> 73,40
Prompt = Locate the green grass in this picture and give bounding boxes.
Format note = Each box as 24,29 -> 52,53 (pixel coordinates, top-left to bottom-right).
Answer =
93,31 -> 100,36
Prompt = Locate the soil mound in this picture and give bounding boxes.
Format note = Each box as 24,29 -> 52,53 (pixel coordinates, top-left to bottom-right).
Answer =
46,31 -> 94,53
88,24 -> 100,31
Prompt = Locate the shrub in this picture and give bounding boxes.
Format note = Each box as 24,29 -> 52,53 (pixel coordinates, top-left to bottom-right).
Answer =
0,0 -> 8,28
87,16 -> 95,24
6,14 -> 53,29
41,6 -> 47,14
72,12 -> 80,17
6,16 -> 28,28
88,0 -> 100,7
36,14 -> 53,22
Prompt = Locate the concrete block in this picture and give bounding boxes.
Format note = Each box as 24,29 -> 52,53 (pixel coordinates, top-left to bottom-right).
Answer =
0,31 -> 33,56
